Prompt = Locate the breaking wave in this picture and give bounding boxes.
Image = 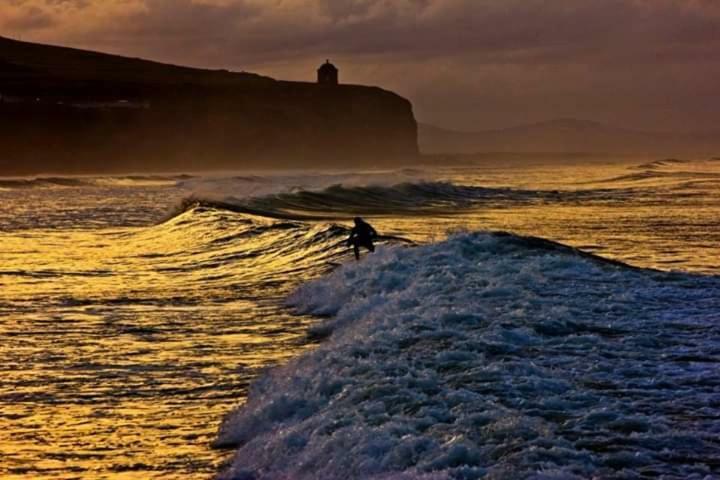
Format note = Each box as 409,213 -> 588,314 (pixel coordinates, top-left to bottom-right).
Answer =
176,181 -> 641,221
215,232 -> 720,480
178,182 -> 532,220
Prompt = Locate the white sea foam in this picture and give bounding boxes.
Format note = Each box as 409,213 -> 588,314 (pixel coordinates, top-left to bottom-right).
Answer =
215,232 -> 720,479
179,170 -> 430,201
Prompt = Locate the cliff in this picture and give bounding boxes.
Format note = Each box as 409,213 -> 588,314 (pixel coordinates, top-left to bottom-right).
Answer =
0,37 -> 418,174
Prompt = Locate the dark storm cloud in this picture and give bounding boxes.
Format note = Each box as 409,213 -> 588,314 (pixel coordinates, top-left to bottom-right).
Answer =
2,0 -> 719,130
7,0 -> 718,62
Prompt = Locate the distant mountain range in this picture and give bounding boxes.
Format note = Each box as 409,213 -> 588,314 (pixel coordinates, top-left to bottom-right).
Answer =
419,119 -> 720,157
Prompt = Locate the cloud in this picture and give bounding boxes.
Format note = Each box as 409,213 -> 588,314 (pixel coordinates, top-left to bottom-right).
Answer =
7,0 -> 719,63
2,0 -> 719,130
2,5 -> 56,31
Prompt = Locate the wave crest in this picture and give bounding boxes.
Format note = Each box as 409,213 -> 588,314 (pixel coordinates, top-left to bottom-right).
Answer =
173,182 -> 558,221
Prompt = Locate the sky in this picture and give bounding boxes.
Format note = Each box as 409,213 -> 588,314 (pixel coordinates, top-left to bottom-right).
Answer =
2,0 -> 719,132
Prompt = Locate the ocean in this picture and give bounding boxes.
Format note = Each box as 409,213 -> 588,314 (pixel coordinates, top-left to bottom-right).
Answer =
1,158 -> 719,479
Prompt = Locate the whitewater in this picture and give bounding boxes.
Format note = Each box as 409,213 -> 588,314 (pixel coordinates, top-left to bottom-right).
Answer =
1,159 -> 719,479
218,233 -> 720,479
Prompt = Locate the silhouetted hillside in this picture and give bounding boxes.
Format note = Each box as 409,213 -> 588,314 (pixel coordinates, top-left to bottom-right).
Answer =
419,119 -> 720,157
0,37 -> 418,174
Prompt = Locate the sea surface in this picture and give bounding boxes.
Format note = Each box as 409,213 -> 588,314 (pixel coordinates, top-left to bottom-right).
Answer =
1,159 -> 719,479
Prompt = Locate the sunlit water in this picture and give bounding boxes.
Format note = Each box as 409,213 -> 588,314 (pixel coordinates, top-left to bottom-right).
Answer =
1,159 -> 719,478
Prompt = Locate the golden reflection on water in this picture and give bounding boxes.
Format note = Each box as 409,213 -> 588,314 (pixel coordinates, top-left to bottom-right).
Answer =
1,160 -> 719,479
1,219 -> 323,479
373,161 -> 720,273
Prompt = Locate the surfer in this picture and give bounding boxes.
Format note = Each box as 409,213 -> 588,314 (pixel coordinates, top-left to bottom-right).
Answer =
347,217 -> 378,260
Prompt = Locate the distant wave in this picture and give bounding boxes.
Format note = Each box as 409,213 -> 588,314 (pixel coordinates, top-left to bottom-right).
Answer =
216,231 -> 720,479
93,174 -> 195,187
596,169 -> 720,184
173,181 -> 637,221
175,170 -> 431,201
0,174 -> 194,190
171,182 -> 528,220
631,158 -> 686,170
581,158 -> 720,185
0,177 -> 93,189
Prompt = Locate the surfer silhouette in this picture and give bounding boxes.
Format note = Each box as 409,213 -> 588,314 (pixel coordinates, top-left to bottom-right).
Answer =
347,217 -> 377,260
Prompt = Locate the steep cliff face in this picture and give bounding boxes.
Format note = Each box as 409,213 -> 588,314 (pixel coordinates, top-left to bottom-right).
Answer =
0,37 -> 418,174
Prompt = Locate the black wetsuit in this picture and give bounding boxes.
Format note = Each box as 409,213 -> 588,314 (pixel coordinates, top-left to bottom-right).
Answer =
348,220 -> 377,260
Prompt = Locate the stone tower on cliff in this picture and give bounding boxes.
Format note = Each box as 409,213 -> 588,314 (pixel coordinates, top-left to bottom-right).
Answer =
317,60 -> 338,85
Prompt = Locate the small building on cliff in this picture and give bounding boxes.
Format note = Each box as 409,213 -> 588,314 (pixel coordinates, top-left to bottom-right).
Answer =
317,60 -> 339,85
0,36 -> 420,173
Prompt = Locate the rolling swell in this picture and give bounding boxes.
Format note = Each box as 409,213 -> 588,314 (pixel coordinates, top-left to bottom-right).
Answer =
177,182 -> 528,220
583,158 -> 720,186
0,177 -> 93,189
216,232 -> 720,480
0,174 -> 193,190
148,206 -> 355,285
12,205 -> 366,309
141,205 -> 411,302
175,181 -> 640,221
595,169 -> 720,184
